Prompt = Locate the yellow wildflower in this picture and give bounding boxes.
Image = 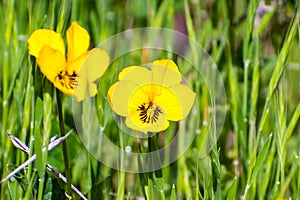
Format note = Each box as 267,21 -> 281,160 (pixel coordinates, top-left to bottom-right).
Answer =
107,59 -> 196,133
28,22 -> 109,101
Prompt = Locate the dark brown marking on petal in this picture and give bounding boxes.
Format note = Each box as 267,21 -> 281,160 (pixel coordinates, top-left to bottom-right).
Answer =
137,102 -> 163,124
55,70 -> 79,90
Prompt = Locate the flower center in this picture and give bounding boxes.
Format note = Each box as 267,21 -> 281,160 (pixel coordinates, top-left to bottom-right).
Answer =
137,102 -> 163,124
55,70 -> 78,89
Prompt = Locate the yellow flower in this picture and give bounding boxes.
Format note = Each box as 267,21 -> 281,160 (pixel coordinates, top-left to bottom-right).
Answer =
28,22 -> 109,101
107,59 -> 196,133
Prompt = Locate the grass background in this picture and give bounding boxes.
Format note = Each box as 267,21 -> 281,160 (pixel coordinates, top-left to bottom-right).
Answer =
0,0 -> 300,199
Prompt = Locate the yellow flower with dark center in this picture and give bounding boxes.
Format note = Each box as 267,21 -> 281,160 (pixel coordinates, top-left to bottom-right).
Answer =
28,22 -> 109,101
107,59 -> 196,133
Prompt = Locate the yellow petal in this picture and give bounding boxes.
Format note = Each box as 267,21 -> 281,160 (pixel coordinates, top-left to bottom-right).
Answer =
169,84 -> 195,119
67,22 -> 90,62
128,84 -> 151,111
73,73 -> 87,102
153,85 -> 181,120
84,48 -> 110,82
37,46 -> 75,95
152,59 -> 179,72
118,66 -> 152,85
107,80 -> 145,116
72,48 -> 110,101
88,83 -> 98,97
125,117 -> 169,134
156,84 -> 195,121
69,52 -> 89,101
125,108 -> 169,134
28,29 -> 65,59
53,81 -> 74,96
118,66 -> 138,79
73,68 -> 98,102
37,46 -> 66,83
107,82 -> 116,106
151,59 -> 182,86
126,84 -> 169,133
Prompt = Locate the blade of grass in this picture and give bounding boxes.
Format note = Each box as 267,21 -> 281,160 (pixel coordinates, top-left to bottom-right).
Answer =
226,177 -> 237,200
245,9 -> 299,198
56,89 -> 72,198
248,33 -> 259,156
170,184 -> 176,200
257,9 -> 299,139
151,0 -> 168,27
225,43 -> 244,176
244,134 -> 272,198
285,103 -> 300,140
117,132 -> 125,200
242,1 -> 259,151
257,133 -> 276,199
56,0 -> 71,33
34,97 -> 45,200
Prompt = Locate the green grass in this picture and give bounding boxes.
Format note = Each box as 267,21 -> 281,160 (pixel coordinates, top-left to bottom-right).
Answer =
1,0 -> 300,199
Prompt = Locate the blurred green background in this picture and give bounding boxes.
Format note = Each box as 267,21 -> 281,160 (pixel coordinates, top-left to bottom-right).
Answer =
0,0 -> 300,199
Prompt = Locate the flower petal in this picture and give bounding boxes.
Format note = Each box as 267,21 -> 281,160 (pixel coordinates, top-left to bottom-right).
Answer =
153,59 -> 180,72
125,114 -> 169,134
28,29 -> 65,59
37,46 -> 74,95
107,82 -> 117,106
155,84 -> 195,121
67,22 -> 90,62
84,48 -> 110,82
126,84 -> 169,133
53,81 -> 74,96
107,80 -> 147,116
153,85 -> 181,120
73,73 -> 87,101
118,66 -> 152,85
37,46 -> 66,83
66,52 -> 89,75
72,48 -> 110,101
69,53 -> 89,101
151,59 -> 182,86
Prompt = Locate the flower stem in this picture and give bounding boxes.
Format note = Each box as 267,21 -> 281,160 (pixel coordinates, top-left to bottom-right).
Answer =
148,133 -> 153,181
151,134 -> 162,178
148,133 -> 163,179
56,89 -> 72,198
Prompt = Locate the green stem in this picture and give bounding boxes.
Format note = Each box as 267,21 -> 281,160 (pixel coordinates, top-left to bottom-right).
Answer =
148,134 -> 153,181
138,139 -> 147,196
148,133 -> 163,178
153,134 -> 162,178
56,89 -> 72,198
37,179 -> 44,200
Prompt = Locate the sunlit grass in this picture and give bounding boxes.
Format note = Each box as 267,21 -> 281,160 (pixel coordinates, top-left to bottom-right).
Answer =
0,0 -> 300,199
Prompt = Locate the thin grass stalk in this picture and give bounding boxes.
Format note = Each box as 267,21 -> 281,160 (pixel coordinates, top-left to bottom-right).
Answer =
184,0 -> 198,64
285,103 -> 300,140
33,98 -> 44,200
225,43 -> 240,177
56,0 -> 71,33
275,89 -> 286,189
256,10 -> 299,143
177,119 -> 191,198
257,136 -> 275,199
167,0 -> 174,29
42,92 -> 52,159
24,170 -> 37,200
244,9 -> 299,199
56,89 -> 72,198
117,128 -> 125,200
241,0 -> 259,172
248,34 -> 259,157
